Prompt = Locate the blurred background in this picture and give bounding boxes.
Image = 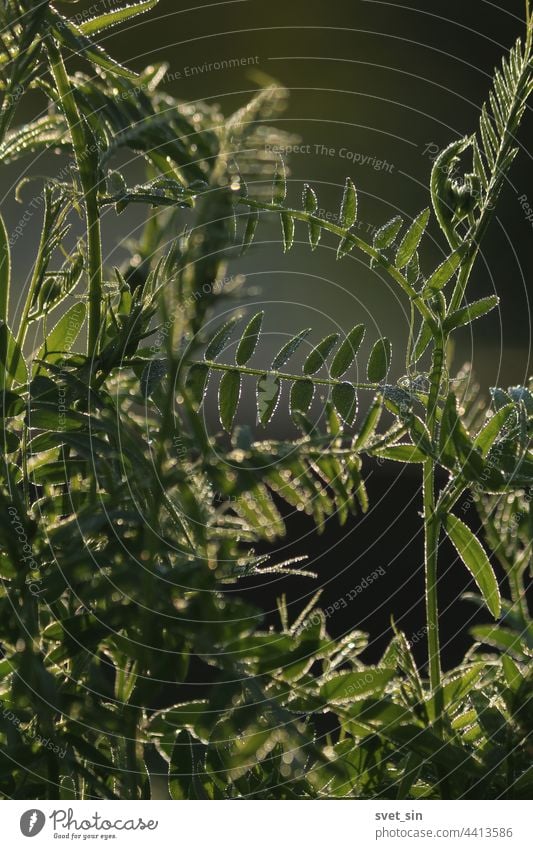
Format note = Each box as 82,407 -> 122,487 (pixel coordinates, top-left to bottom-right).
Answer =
2,0 -> 532,670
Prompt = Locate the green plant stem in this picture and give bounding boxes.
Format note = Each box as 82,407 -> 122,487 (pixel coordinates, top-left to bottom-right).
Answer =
423,339 -> 446,721
45,38 -> 102,357
196,358 -> 381,390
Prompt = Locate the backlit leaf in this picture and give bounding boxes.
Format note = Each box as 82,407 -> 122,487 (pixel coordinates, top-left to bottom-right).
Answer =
219,370 -> 241,432
236,312 -> 263,365
303,334 -> 339,375
330,324 -> 365,378
367,337 -> 391,382
395,208 -> 430,269
332,382 -> 358,425
373,216 -> 403,250
444,514 -> 501,618
339,178 -> 357,229
78,1 -> 159,37
290,380 -> 314,416
257,374 -> 281,425
272,329 -> 311,370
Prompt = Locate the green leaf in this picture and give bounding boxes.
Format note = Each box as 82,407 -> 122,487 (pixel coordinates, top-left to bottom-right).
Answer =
308,221 -> 321,250
367,337 -> 391,382
473,403 -> 514,457
332,382 -> 358,425
444,514 -> 501,618
336,234 -> 355,259
35,303 -> 86,369
280,212 -> 295,251
186,363 -> 209,411
290,379 -> 314,416
205,316 -> 240,361
303,334 -> 339,375
395,208 -> 430,269
218,370 -> 241,432
373,216 -> 403,250
330,324 -> 365,378
50,9 -> 139,79
444,296 -> 499,332
257,374 -> 281,425
439,392 -> 484,480
0,212 -> 10,324
241,209 -> 259,254
0,322 -> 27,385
272,328 -> 311,370
273,158 -> 287,204
373,444 -> 427,463
353,396 -> 382,450
319,668 -> 394,704
423,249 -> 462,295
412,321 -> 433,363
78,1 -> 159,37
302,183 -> 318,213
405,251 -> 420,286
502,655 -> 523,691
339,178 -> 357,228
236,311 -> 263,365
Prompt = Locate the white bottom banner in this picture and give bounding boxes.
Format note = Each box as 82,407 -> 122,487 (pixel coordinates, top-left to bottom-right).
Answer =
1,800 -> 530,848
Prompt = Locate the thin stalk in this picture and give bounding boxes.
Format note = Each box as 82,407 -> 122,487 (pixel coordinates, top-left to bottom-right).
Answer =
197,358 -> 381,390
423,339 -> 446,721
45,38 -> 102,357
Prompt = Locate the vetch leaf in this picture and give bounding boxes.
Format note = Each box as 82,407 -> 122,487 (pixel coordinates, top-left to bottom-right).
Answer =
272,328 -> 311,370
337,235 -> 355,259
236,311 -> 263,365
272,158 -> 287,204
302,184 -> 318,213
353,397 -> 382,450
0,322 -> 27,385
308,221 -> 321,250
412,321 -> 433,363
186,363 -> 209,410
319,668 -> 394,704
373,445 -> 427,463
332,382 -> 358,425
373,216 -> 403,250
444,296 -> 499,332
241,209 -> 259,254
395,208 -> 430,269
280,212 -> 295,251
78,1 -> 159,37
444,514 -> 501,618
0,212 -> 10,324
36,303 -> 86,368
330,324 -> 365,378
303,334 -> 339,375
339,178 -> 357,228
290,380 -> 314,417
50,8 -> 139,79
205,316 -> 240,361
405,251 -> 420,286
219,370 -> 241,432
367,337 -> 391,382
473,403 -> 515,457
257,374 -> 281,425
423,249 -> 462,296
